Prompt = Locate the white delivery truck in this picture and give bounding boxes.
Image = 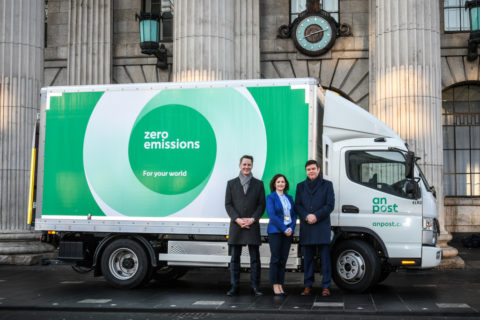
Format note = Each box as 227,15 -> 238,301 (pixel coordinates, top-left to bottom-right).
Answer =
30,78 -> 441,293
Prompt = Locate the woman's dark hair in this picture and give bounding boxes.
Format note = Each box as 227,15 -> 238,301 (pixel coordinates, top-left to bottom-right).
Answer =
269,174 -> 290,193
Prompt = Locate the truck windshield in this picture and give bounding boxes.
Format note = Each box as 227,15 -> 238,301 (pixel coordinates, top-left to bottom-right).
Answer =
347,150 -> 416,199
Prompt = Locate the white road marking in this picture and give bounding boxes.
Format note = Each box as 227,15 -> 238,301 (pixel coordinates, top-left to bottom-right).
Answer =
313,302 -> 344,308
78,299 -> 112,304
193,301 -> 224,306
60,281 -> 85,284
436,303 -> 471,309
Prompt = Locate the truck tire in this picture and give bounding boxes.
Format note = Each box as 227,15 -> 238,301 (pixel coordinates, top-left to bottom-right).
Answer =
332,240 -> 381,293
101,239 -> 149,289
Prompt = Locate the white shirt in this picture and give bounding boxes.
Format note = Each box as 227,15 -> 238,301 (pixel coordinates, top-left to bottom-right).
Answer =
278,193 -> 292,225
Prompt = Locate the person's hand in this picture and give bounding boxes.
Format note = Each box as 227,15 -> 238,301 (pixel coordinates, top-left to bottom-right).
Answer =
285,228 -> 293,237
236,218 -> 251,228
241,218 -> 253,228
306,214 -> 317,224
236,218 -> 246,228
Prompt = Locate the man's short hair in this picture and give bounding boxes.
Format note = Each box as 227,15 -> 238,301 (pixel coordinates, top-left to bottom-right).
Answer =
305,159 -> 319,168
240,155 -> 254,164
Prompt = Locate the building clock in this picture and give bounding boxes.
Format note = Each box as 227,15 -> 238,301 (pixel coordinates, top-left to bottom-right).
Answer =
293,13 -> 337,56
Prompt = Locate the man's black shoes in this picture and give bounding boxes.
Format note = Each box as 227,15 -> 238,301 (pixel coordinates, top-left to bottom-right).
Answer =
251,287 -> 263,297
226,287 -> 239,296
227,287 -> 263,297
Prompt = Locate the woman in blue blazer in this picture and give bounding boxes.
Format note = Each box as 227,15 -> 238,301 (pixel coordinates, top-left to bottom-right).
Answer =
266,174 -> 296,296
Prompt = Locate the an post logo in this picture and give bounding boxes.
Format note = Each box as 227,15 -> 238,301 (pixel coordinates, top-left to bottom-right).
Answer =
372,197 -> 398,214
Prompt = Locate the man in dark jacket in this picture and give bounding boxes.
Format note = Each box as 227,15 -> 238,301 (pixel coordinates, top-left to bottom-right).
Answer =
225,155 -> 266,296
295,159 -> 335,297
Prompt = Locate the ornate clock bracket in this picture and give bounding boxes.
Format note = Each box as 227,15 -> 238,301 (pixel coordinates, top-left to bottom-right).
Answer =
278,10 -> 352,40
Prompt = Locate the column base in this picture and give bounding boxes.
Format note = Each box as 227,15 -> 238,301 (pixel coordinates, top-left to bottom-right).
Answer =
436,232 -> 465,269
0,232 -> 57,266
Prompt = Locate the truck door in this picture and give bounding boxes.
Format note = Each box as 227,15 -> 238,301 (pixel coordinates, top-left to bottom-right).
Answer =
338,149 -> 423,258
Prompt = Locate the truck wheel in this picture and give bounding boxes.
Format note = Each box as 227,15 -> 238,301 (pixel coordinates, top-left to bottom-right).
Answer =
332,240 -> 381,293
101,239 -> 149,289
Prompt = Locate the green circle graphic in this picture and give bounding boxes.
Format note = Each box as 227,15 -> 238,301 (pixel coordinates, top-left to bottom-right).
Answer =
128,104 -> 217,195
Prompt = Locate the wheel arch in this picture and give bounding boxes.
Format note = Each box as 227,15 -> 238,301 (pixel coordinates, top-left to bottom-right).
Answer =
93,234 -> 157,276
332,227 -> 389,259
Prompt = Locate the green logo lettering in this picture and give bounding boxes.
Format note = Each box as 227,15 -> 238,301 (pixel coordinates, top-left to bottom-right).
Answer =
372,198 -> 399,214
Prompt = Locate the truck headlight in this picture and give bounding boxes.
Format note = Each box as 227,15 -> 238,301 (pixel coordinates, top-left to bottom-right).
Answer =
422,217 -> 439,246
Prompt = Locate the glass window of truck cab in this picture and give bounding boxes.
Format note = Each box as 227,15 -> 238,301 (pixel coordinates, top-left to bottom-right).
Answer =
347,151 -> 416,199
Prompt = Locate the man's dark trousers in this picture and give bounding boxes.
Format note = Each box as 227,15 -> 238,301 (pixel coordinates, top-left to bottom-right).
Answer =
230,245 -> 261,289
303,244 -> 331,289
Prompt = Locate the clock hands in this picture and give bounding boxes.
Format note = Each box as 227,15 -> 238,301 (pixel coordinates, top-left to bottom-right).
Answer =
299,28 -> 329,41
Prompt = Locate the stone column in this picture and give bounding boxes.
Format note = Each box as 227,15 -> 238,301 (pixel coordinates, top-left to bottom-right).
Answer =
234,0 -> 260,79
0,0 -> 55,265
173,0 -> 260,82
68,0 -> 113,85
369,0 -> 463,268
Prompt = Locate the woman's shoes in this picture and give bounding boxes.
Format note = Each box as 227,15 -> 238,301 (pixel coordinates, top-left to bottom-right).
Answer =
272,285 -> 288,296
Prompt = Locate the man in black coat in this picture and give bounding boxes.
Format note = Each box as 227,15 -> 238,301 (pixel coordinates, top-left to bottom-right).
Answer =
225,155 -> 266,296
295,159 -> 335,297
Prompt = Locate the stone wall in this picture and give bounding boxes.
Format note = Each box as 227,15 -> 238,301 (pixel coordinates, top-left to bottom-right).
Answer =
259,0 -> 370,109
112,0 -> 173,83
44,0 -> 68,86
445,198 -> 480,232
44,0 -> 172,86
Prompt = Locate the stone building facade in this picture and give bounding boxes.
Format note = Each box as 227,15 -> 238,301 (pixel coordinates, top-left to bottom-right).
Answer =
1,0 -> 479,264
44,0 -> 479,233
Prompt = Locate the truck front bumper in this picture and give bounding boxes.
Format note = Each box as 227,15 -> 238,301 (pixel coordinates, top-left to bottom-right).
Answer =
421,245 -> 442,268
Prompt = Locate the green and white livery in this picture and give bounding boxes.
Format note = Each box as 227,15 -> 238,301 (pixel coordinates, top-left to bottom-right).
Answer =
34,78 -> 440,293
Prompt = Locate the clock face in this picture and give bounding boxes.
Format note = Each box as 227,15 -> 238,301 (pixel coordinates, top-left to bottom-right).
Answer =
293,14 -> 337,56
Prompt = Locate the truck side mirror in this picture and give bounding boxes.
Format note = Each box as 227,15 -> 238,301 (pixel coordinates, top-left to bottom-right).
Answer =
406,179 -> 421,199
405,151 -> 415,179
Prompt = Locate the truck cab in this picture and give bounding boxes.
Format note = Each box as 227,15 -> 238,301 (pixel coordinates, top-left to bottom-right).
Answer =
321,89 -> 441,292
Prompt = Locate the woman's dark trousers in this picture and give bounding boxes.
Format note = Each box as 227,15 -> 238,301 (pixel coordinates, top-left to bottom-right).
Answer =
268,233 -> 292,285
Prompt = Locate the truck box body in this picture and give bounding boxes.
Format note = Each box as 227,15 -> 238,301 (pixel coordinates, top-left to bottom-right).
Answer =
36,79 -> 317,234
34,78 -> 441,291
